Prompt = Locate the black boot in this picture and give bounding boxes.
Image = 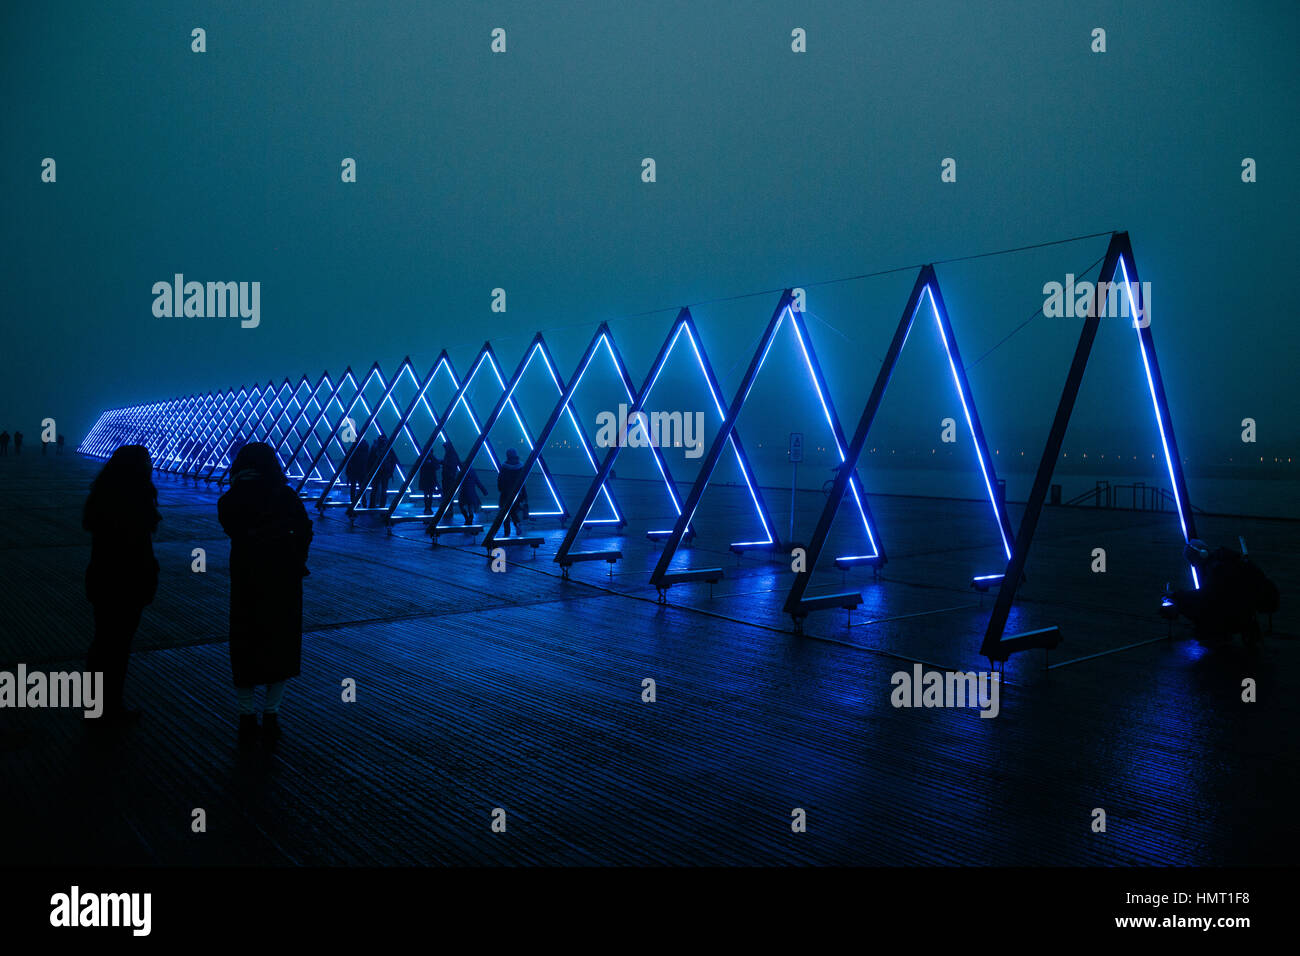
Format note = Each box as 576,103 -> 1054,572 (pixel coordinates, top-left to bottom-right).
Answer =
238,714 -> 260,745
262,713 -> 281,742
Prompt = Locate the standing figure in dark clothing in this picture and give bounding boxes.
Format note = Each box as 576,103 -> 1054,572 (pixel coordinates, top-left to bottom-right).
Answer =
378,439 -> 398,510
346,437 -> 370,504
57,434 -> 65,455
458,464 -> 486,525
440,441 -> 461,505
0,431 -> 8,456
218,442 -> 313,744
83,445 -> 161,722
367,434 -> 395,510
13,431 -> 22,455
497,448 -> 529,537
418,452 -> 441,514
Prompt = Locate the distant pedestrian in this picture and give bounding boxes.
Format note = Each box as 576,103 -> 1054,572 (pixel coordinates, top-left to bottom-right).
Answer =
0,431 -> 8,456
57,434 -> 65,455
218,442 -> 313,745
497,448 -> 529,537
368,435 -> 396,510
13,431 -> 22,455
345,437 -> 370,503
379,439 -> 398,510
83,445 -> 161,723
418,452 -> 441,514
440,441 -> 461,503
458,464 -> 486,525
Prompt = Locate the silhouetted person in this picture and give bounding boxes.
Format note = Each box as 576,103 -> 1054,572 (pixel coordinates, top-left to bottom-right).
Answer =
459,464 -> 486,525
218,442 -> 313,745
346,436 -> 370,503
13,431 -> 22,455
365,435 -> 385,509
0,431 -> 8,456
369,436 -> 397,510
497,448 -> 529,537
343,437 -> 369,504
83,445 -> 161,722
440,441 -> 461,501
57,433 -> 65,455
1168,539 -> 1279,645
427,440 -> 463,532
418,453 -> 441,514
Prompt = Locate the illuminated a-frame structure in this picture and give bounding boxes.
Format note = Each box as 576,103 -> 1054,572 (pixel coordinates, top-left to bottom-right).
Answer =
979,231 -> 1198,662
644,293 -> 885,600
485,323 -> 688,554
428,333 -> 620,534
341,352 -> 458,519
783,265 -> 1016,629
379,343 -> 508,529
78,231 -> 1195,658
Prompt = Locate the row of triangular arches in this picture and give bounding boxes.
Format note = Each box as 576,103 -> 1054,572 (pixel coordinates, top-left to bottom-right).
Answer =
79,232 -> 1197,659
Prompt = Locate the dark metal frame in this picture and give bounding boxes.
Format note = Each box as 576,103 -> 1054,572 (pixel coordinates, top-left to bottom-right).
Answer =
293,363 -> 385,495
647,293 -> 792,590
980,231 -> 1198,657
281,369 -> 356,483
214,379 -> 293,486
379,345 -> 504,524
175,388 -> 238,478
267,371 -> 333,471
481,324 -> 633,545
784,265 -> 1014,620
346,353 -> 455,516
184,387 -> 246,478
311,356 -> 420,510
551,311 -> 700,566
202,381 -> 272,482
215,378 -> 295,486
428,335 -> 600,532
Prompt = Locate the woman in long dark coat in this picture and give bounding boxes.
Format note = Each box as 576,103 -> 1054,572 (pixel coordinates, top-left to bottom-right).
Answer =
218,442 -> 313,744
440,441 -> 460,500
83,444 -> 161,721
418,452 -> 441,514
496,448 -> 529,536
459,464 -> 487,525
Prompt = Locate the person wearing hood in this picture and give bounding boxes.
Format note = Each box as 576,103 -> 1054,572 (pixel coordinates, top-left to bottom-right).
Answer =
497,448 -> 529,537
440,441 -> 461,499
367,433 -> 397,510
82,444 -> 161,722
346,436 -> 371,504
458,460 -> 487,525
217,442 -> 313,745
418,450 -> 441,514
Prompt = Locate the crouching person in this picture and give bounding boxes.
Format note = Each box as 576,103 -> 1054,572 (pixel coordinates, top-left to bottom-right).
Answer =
1168,538 -> 1278,646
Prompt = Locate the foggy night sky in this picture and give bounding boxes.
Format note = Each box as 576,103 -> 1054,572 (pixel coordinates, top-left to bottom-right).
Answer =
2,0 -> 1297,485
